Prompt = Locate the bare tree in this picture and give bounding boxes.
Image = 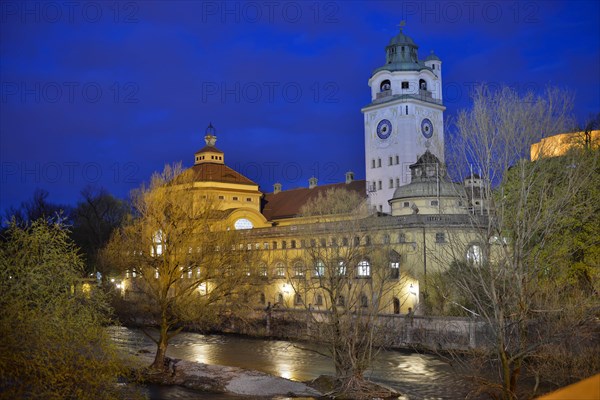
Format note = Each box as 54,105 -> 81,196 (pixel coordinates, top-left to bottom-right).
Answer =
441,85 -> 599,398
71,186 -> 129,277
103,164 -> 257,372
287,187 -> 408,398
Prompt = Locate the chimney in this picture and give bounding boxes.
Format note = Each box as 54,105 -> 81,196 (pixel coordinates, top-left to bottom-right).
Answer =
308,177 -> 318,189
345,171 -> 354,184
273,183 -> 282,194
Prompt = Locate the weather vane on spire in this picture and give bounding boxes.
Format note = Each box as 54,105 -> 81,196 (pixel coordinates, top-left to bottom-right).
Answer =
398,20 -> 406,32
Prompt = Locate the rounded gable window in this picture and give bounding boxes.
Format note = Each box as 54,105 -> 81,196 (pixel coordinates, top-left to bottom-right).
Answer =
234,218 -> 253,230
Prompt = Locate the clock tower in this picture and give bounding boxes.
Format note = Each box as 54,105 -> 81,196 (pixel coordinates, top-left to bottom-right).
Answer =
361,24 -> 445,213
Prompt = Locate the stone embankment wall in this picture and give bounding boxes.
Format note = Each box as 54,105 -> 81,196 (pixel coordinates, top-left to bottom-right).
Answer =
229,309 -> 492,352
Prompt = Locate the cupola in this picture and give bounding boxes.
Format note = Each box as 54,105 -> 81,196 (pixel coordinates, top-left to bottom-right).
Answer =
194,123 -> 224,165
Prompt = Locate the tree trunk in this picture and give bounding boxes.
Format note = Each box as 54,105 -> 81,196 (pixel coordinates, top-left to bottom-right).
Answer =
151,320 -> 169,371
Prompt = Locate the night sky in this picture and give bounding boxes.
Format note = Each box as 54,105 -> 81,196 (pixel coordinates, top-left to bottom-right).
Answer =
1,0 -> 599,213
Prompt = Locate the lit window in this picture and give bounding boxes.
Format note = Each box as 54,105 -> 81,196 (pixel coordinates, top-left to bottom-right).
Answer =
338,261 -> 346,276
358,260 -> 371,277
467,244 -> 483,266
314,261 -> 325,277
275,262 -> 286,277
390,261 -> 400,279
258,264 -> 268,277
264,242 -> 269,249
293,262 -> 305,277
234,218 -> 253,230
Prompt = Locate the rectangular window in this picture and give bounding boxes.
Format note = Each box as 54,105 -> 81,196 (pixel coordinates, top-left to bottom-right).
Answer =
406,105 -> 409,115
398,233 -> 406,243
403,201 -> 410,208
402,81 -> 409,89
300,239 -> 306,248
371,159 -> 375,169
389,156 -> 393,166
436,232 -> 445,243
372,181 -> 377,191
233,196 -> 238,201
395,155 -> 399,164
272,241 -> 278,250
282,241 -> 287,249
246,197 -> 252,202
378,181 -> 382,190
247,243 -> 252,250
218,195 -> 224,200
264,242 -> 269,250
431,200 -> 439,206
291,240 -> 296,249
389,179 -> 394,189
320,238 -> 326,247
377,158 -> 381,168
358,260 -> 371,277
390,262 -> 400,279
396,178 -> 400,187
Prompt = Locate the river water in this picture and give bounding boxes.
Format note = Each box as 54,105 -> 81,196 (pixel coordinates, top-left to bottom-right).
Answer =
110,327 -> 475,399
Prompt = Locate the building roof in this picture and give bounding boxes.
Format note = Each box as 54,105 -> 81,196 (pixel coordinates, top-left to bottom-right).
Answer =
425,51 -> 441,61
195,145 -> 224,154
185,163 -> 257,186
262,180 -> 366,221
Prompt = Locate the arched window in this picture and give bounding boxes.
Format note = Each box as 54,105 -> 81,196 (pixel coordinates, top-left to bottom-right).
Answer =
466,244 -> 483,266
358,260 -> 371,277
315,294 -> 323,306
277,293 -> 284,305
360,294 -> 368,308
393,297 -> 400,314
337,295 -> 345,307
380,79 -> 391,92
275,262 -> 286,277
258,263 -> 268,277
294,293 -> 303,305
293,261 -> 305,277
259,293 -> 266,305
419,79 -> 427,91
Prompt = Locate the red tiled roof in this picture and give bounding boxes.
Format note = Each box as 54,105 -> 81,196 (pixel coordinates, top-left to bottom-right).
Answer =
262,180 -> 366,221
186,163 -> 257,186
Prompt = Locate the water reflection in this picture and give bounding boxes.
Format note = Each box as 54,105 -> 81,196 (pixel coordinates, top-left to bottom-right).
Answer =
110,327 -> 473,399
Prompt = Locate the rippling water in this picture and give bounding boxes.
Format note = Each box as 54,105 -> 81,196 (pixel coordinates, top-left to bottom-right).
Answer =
110,326 -> 474,399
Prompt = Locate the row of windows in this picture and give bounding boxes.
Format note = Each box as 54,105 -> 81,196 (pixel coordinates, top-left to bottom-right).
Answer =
261,292 -> 404,313
233,234 -> 413,252
195,154 -> 222,162
379,79 -> 431,92
371,155 -> 401,169
216,195 -> 253,202
370,177 -> 404,191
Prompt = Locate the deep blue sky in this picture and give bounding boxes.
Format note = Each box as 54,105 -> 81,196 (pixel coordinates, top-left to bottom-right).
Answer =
1,0 -> 599,212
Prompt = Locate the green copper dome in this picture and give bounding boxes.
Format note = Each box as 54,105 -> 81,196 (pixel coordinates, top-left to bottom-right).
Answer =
425,50 -> 441,62
373,27 -> 433,74
388,30 -> 416,46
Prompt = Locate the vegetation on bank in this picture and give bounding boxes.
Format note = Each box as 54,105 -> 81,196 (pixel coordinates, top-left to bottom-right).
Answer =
0,219 -> 143,399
